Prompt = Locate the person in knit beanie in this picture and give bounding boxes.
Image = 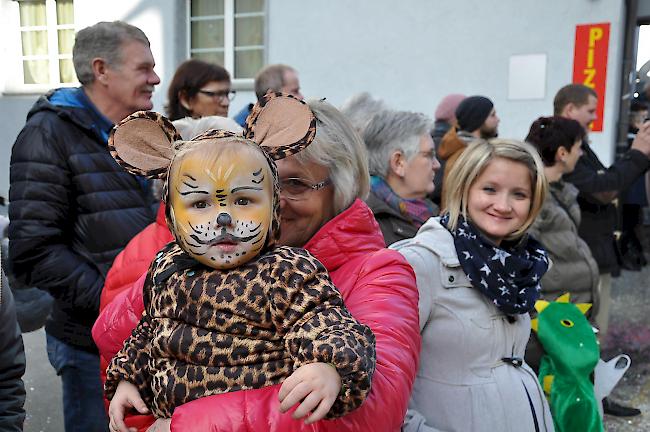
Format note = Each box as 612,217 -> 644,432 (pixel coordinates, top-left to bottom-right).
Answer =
431,94 -> 466,147
436,95 -> 499,208
455,95 -> 499,138
435,94 -> 466,123
430,94 -> 466,205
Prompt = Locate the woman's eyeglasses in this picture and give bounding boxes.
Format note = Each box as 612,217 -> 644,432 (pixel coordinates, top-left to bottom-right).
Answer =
279,177 -> 332,201
418,150 -> 437,161
198,89 -> 237,101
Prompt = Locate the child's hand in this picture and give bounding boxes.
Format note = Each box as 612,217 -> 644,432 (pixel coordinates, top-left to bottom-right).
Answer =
278,362 -> 342,424
108,380 -> 150,432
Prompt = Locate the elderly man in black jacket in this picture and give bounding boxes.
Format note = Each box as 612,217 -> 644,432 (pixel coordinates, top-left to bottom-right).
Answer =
8,21 -> 160,432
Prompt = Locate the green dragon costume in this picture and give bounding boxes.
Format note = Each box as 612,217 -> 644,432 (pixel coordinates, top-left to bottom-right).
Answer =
532,293 -> 603,432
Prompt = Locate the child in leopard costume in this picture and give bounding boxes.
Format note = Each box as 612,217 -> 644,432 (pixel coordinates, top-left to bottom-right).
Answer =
104,93 -> 376,426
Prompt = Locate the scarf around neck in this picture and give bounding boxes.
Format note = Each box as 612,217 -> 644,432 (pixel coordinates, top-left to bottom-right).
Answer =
370,175 -> 436,227
440,213 -> 549,315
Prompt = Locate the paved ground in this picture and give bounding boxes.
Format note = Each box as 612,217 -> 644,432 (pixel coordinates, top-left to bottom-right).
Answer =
22,329 -> 63,432
17,257 -> 650,431
601,261 -> 650,432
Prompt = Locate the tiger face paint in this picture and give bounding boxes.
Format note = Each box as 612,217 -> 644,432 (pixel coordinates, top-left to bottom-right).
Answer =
168,140 -> 273,269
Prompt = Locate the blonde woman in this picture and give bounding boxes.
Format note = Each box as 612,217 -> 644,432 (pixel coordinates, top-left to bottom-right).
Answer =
393,139 -> 554,432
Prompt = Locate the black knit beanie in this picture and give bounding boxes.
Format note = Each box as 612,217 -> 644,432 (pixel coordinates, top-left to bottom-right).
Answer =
455,96 -> 494,132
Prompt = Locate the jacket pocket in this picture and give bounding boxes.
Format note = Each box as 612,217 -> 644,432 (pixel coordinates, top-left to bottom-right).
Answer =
440,265 -> 470,289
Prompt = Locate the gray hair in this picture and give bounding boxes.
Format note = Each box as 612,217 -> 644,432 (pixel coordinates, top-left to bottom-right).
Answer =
339,92 -> 388,135
363,110 -> 433,178
254,64 -> 294,101
73,21 -> 150,85
292,99 -> 370,214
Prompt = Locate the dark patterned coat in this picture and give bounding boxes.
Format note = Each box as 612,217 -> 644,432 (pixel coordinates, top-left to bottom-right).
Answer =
563,141 -> 650,275
0,266 -> 26,431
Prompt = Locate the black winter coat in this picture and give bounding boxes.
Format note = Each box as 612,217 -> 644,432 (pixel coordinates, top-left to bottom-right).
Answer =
0,264 -> 26,431
365,192 -> 437,246
9,90 -> 157,352
430,120 -> 452,206
563,141 -> 650,275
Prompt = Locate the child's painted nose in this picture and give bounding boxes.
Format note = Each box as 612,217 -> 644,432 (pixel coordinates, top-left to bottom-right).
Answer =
217,212 -> 232,226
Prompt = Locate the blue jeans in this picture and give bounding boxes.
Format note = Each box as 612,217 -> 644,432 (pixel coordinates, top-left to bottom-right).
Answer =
46,333 -> 109,432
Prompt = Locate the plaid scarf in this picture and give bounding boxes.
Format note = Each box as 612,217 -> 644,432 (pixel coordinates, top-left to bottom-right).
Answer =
370,176 -> 435,228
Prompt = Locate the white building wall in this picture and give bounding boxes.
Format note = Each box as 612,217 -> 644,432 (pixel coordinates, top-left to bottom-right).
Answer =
266,0 -> 625,165
0,0 -> 630,202
0,0 -> 183,202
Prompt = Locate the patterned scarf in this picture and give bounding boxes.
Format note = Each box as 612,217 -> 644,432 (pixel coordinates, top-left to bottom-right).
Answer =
440,213 -> 549,315
370,176 -> 436,227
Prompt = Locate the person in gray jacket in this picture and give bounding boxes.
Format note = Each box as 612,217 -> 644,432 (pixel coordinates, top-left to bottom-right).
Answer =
525,116 -> 598,314
523,116 -> 598,373
393,139 -> 553,431
0,251 -> 26,431
525,116 -> 642,417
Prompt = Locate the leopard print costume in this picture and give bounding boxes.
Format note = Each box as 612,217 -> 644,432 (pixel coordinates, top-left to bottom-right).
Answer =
105,242 -> 376,418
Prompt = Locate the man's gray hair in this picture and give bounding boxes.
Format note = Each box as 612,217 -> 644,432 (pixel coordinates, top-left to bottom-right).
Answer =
363,110 -> 433,178
292,99 -> 370,214
339,92 -> 388,135
73,21 -> 150,85
254,64 -> 294,101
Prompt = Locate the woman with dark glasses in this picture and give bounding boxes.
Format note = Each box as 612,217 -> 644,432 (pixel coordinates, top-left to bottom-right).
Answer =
165,59 -> 235,121
363,110 -> 441,245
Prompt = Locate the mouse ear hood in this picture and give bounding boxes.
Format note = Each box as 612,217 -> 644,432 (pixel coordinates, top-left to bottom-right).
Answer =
108,111 -> 181,179
243,91 -> 316,160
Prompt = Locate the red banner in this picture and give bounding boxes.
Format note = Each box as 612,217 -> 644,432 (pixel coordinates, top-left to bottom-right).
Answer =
572,23 -> 610,132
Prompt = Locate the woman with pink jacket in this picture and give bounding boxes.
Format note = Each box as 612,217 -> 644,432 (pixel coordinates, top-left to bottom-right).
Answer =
92,99 -> 420,432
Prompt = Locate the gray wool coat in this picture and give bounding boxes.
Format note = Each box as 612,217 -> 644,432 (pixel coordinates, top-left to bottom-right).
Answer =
392,218 -> 554,432
527,181 -> 600,310
525,181 -> 600,370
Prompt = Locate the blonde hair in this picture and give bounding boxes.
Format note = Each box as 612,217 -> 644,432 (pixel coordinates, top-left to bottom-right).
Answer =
444,139 -> 547,240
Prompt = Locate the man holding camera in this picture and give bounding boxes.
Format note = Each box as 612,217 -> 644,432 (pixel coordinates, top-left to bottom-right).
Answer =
556,83 -> 650,417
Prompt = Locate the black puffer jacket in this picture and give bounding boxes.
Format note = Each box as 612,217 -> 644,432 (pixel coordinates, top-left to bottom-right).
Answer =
0,261 -> 26,431
9,88 -> 156,352
563,141 -> 650,275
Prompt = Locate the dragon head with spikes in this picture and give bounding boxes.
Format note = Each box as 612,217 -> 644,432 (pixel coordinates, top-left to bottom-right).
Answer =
533,293 -> 604,432
532,293 -> 599,375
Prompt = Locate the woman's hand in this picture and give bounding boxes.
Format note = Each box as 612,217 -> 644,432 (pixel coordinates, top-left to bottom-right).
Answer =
146,418 -> 171,432
108,380 -> 150,432
278,362 -> 342,424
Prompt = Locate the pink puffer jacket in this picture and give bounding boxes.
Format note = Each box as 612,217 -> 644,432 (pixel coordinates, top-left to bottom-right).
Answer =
93,199 -> 420,431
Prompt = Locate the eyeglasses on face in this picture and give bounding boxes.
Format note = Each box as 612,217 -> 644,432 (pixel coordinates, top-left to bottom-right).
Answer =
198,89 -> 237,101
279,177 -> 332,200
418,149 -> 437,161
